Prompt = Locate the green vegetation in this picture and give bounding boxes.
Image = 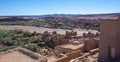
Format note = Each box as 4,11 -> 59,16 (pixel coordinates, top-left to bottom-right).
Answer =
0,29 -> 41,52
84,23 -> 100,31
0,21 -> 73,29
0,21 -> 52,27
0,46 -> 16,52
90,24 -> 100,31
44,36 -> 53,48
53,22 -> 73,29
23,43 -> 40,52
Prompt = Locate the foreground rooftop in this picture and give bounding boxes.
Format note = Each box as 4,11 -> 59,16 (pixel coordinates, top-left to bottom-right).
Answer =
0,47 -> 47,62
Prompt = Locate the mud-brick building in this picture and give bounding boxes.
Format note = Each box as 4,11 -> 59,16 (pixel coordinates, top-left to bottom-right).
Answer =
98,16 -> 120,62
65,31 -> 77,39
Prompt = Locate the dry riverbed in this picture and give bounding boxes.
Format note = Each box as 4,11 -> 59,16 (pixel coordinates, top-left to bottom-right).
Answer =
0,25 -> 98,36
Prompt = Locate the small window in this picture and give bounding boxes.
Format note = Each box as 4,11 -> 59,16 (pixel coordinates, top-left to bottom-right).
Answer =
109,47 -> 115,58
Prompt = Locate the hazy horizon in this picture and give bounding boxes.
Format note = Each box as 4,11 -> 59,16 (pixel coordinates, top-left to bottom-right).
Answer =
0,12 -> 120,16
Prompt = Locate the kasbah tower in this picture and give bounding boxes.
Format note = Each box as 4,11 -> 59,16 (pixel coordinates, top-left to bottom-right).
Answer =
98,16 -> 120,62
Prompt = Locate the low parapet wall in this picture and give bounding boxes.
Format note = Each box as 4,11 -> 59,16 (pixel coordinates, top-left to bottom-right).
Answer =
56,50 -> 82,62
18,47 -> 46,59
70,48 -> 99,62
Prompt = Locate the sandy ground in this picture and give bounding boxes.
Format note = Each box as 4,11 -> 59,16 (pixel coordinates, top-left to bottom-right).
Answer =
0,51 -> 38,62
0,25 -> 98,36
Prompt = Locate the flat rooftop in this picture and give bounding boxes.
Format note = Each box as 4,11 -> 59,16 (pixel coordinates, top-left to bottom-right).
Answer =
60,44 -> 84,50
0,47 -> 46,62
0,51 -> 38,62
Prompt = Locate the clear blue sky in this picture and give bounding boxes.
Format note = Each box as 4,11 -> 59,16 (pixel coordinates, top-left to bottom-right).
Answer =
0,0 -> 120,16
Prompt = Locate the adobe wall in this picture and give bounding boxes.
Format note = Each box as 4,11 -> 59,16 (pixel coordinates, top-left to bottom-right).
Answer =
99,18 -> 120,61
56,50 -> 81,62
70,48 -> 99,62
65,31 -> 77,39
83,38 -> 99,52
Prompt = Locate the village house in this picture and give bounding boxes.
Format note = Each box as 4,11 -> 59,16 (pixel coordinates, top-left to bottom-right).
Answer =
65,31 -> 77,39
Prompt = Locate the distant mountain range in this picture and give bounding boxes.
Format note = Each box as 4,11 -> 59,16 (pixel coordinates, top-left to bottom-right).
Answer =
27,13 -> 120,19
40,13 -> 120,18
40,14 -> 80,17
0,13 -> 120,19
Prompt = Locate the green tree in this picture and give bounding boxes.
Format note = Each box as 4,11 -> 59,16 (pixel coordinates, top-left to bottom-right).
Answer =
23,43 -> 39,52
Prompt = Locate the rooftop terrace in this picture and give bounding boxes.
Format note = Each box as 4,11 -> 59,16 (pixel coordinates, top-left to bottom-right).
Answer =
0,47 -> 47,62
